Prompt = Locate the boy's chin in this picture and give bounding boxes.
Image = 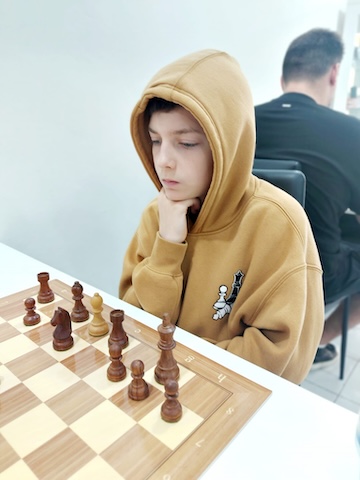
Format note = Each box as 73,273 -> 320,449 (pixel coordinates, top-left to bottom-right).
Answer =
164,191 -> 187,202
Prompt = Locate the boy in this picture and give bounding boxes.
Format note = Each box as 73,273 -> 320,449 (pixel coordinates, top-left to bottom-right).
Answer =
120,50 -> 324,384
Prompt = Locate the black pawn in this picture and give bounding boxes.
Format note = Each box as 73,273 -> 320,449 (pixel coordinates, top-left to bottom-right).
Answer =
161,378 -> 182,423
107,342 -> 126,382
71,281 -> 89,322
23,298 -> 41,326
128,360 -> 149,401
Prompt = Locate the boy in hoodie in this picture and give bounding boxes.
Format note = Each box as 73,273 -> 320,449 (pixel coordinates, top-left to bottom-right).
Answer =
119,50 -> 324,385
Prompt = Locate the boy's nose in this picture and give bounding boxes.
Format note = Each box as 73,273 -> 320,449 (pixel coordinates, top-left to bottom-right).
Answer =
156,146 -> 175,168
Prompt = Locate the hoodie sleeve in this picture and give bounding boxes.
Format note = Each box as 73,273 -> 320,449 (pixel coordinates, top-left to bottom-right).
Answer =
119,202 -> 187,321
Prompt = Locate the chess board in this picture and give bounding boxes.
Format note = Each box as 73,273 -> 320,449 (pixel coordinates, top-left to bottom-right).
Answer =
0,279 -> 271,480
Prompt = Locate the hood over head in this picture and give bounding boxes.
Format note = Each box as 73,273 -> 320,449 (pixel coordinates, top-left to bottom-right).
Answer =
130,49 -> 255,233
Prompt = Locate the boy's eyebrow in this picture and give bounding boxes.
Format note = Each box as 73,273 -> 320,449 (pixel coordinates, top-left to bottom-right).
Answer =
148,126 -> 203,135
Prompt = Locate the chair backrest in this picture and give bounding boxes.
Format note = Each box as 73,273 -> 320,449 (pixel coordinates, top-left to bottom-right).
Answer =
253,158 -> 302,171
253,168 -> 306,207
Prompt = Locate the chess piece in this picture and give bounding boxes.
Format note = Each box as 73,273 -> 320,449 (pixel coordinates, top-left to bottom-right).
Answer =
213,285 -> 227,309
71,281 -> 89,322
88,292 -> 109,336
161,378 -> 182,423
107,342 -> 126,381
108,309 -> 128,349
37,272 -> 54,304
51,306 -> 73,351
213,270 -> 244,320
23,298 -> 41,326
154,313 -> 179,385
128,359 -> 149,401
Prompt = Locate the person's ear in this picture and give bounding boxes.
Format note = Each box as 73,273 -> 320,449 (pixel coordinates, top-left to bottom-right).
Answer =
329,63 -> 340,86
280,76 -> 285,91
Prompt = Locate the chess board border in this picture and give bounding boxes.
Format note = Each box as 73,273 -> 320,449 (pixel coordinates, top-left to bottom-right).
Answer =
0,279 -> 272,479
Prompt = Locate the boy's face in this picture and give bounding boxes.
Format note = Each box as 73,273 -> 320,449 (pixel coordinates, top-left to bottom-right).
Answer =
148,106 -> 213,203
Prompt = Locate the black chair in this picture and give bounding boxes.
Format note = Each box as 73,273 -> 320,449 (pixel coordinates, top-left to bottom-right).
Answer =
324,295 -> 350,380
253,168 -> 306,207
253,165 -> 350,379
253,158 -> 302,171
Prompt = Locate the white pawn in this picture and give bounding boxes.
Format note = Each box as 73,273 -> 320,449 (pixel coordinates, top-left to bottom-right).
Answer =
213,285 -> 227,309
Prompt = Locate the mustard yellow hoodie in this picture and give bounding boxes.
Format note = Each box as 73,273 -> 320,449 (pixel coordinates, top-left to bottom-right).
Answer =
120,50 -> 324,384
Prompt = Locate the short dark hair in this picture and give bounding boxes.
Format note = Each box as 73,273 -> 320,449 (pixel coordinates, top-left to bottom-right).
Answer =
282,28 -> 344,83
145,97 -> 179,122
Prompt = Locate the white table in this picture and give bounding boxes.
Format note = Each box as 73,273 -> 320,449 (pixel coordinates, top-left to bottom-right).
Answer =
1,242 -> 359,479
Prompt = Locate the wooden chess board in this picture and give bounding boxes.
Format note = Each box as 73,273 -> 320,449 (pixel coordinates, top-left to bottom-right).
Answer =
0,279 -> 271,480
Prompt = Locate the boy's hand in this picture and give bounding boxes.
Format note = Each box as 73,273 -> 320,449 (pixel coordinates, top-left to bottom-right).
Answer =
157,189 -> 201,243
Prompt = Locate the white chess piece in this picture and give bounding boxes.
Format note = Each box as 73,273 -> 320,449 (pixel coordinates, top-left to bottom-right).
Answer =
213,285 -> 227,309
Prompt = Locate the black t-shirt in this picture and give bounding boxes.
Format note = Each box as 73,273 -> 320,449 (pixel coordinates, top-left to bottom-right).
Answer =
255,93 -> 360,300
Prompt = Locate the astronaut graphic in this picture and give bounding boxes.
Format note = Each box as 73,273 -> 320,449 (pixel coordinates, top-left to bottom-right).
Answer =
212,270 -> 244,320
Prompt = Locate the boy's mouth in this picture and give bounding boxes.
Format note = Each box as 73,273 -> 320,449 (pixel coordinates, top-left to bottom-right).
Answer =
162,179 -> 179,187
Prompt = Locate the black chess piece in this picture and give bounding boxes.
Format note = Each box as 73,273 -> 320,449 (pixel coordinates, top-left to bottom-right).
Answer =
128,359 -> 149,400
108,309 -> 128,349
51,307 -> 73,351
154,313 -> 179,385
23,298 -> 41,326
37,272 -> 54,304
161,378 -> 182,422
107,342 -> 126,382
71,281 -> 89,322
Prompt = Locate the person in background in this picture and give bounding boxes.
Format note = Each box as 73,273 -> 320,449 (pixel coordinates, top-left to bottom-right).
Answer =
119,49 -> 324,384
255,28 -> 360,368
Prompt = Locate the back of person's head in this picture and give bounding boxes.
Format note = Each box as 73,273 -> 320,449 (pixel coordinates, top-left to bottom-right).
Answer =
282,28 -> 344,84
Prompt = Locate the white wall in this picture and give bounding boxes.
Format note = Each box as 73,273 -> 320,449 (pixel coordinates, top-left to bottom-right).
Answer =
334,0 -> 360,112
0,0 -> 346,295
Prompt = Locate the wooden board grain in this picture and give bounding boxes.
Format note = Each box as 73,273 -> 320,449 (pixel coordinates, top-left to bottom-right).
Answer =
0,279 -> 271,479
